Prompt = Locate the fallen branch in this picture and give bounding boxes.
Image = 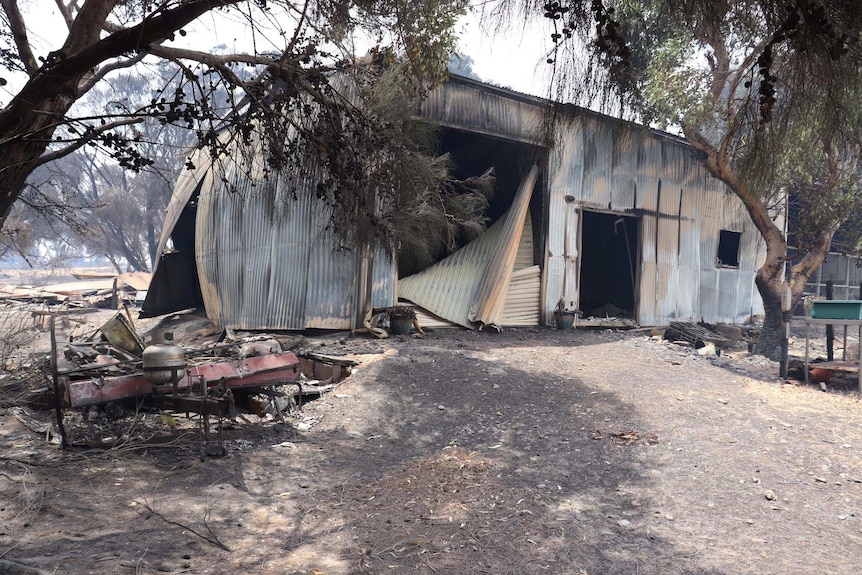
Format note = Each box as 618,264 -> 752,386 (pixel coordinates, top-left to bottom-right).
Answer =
138,500 -> 231,552
0,559 -> 51,575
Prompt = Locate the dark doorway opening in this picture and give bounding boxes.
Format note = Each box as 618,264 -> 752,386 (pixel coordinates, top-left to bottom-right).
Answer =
579,211 -> 639,318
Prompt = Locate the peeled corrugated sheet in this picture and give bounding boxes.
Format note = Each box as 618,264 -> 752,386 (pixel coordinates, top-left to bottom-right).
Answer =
413,307 -> 458,329
501,265 -> 541,326
398,166 -> 539,330
514,211 -> 534,271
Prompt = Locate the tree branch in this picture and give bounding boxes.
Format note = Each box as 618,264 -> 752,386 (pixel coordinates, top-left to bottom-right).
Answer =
143,43 -> 294,72
0,0 -> 39,74
33,117 -> 144,168
144,44 -> 264,93
62,0 -> 119,56
138,499 -> 231,552
0,0 -> 244,135
53,0 -> 74,30
79,52 -> 148,94
682,123 -> 784,247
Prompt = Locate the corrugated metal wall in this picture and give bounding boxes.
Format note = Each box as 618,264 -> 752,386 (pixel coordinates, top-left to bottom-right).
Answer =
194,152 -> 395,330
543,110 -> 766,326
398,167 -> 538,329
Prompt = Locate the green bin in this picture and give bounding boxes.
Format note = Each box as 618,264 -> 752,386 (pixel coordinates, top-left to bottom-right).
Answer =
810,300 -> 862,320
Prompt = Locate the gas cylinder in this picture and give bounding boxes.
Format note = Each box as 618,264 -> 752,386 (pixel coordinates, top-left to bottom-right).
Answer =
142,331 -> 186,385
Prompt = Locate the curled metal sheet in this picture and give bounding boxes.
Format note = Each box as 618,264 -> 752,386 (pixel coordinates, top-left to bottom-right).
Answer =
398,166 -> 538,330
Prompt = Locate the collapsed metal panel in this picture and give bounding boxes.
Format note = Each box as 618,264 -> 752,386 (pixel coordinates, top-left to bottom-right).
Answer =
469,167 -> 539,325
399,166 -> 538,330
502,265 -> 542,325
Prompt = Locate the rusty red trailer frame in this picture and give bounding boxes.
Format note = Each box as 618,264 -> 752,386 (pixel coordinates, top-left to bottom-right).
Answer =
65,352 -> 301,407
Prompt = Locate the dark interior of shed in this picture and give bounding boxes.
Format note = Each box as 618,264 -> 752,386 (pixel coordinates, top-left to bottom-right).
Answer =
426,127 -> 546,263
578,211 -> 639,318
140,188 -> 204,318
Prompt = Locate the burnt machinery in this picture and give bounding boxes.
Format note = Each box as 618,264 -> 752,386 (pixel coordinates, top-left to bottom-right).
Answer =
50,313 -> 305,453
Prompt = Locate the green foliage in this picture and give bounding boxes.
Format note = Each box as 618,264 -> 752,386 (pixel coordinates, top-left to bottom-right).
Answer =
536,0 -> 862,252
643,33 -> 713,128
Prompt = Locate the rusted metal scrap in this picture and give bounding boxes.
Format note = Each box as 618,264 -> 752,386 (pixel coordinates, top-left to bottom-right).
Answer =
64,352 -> 301,407
53,316 -> 352,422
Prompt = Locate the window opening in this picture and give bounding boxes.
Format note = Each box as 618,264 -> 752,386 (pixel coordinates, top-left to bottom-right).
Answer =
717,230 -> 741,268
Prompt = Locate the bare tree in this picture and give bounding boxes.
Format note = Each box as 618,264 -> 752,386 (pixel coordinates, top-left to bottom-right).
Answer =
0,0 -> 468,228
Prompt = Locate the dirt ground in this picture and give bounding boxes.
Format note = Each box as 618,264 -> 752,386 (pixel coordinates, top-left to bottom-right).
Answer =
2,316 -> 862,575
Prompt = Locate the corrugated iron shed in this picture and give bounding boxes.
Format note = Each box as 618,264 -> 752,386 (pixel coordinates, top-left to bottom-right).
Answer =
145,75 -> 770,330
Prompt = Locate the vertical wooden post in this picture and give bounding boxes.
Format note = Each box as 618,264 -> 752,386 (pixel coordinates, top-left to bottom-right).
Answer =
780,285 -> 791,379
826,279 -> 834,362
50,316 -> 69,450
110,277 -> 118,309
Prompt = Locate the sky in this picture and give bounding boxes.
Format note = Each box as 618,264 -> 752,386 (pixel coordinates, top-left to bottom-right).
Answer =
455,8 -> 554,97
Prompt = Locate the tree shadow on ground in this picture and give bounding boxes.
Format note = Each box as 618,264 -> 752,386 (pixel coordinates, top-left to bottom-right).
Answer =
0,329 -> 728,574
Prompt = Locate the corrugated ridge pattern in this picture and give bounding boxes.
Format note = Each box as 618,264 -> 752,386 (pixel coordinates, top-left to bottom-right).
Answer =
421,81 -> 544,145
502,265 -> 541,326
398,168 -> 538,329
194,131 -> 362,330
468,166 -> 538,328
514,211 -> 534,271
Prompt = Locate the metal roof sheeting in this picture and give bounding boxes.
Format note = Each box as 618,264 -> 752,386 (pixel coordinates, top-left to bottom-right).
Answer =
421,78 -> 546,145
398,166 -> 539,330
